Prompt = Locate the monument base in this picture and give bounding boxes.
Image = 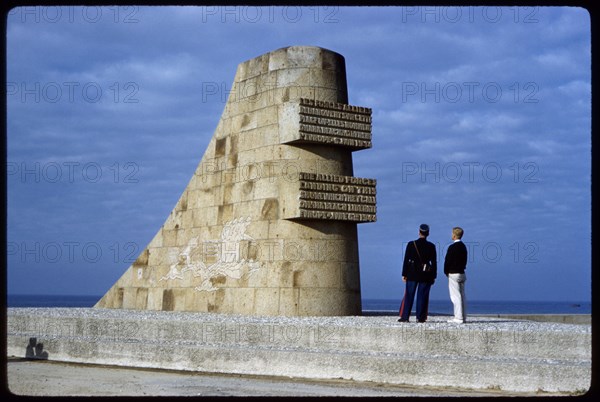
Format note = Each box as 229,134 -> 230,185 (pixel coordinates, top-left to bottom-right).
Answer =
6,308 -> 591,394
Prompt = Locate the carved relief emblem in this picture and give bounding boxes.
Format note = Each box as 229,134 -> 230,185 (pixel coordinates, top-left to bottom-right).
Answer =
160,217 -> 261,291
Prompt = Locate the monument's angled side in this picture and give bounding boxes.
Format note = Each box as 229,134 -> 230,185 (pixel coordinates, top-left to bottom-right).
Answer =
95,46 -> 376,316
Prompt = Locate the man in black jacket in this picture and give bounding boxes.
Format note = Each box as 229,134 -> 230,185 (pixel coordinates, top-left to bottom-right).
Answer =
398,224 -> 437,323
444,227 -> 468,323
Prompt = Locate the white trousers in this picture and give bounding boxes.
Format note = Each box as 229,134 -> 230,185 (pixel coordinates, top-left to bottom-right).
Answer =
448,273 -> 467,321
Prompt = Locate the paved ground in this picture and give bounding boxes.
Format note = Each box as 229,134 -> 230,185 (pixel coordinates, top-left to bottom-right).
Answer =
6,358 -> 548,397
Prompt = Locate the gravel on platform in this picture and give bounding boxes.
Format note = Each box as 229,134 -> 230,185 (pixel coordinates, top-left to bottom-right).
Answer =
7,307 -> 591,334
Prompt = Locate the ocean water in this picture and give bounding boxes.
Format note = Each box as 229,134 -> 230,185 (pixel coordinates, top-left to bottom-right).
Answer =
6,295 -> 591,314
362,298 -> 591,315
7,294 -> 102,308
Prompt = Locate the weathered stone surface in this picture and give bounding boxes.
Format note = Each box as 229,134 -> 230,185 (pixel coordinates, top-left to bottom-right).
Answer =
7,309 -> 591,393
95,46 -> 376,316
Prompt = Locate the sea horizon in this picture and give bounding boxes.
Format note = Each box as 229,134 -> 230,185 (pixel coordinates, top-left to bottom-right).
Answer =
5,294 -> 591,315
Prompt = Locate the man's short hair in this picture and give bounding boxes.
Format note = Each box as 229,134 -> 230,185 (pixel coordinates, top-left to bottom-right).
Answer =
452,227 -> 464,239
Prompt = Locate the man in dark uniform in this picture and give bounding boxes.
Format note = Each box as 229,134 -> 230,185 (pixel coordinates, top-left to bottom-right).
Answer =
444,226 -> 468,323
398,224 -> 437,323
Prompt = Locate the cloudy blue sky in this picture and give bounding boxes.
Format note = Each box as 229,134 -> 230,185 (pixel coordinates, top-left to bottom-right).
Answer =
6,6 -> 590,303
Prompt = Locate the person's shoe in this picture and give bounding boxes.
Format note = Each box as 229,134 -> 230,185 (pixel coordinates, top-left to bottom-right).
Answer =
397,318 -> 408,322
447,318 -> 464,324
417,320 -> 426,323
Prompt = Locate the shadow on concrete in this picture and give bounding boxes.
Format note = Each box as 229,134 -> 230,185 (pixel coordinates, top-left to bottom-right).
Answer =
25,338 -> 49,360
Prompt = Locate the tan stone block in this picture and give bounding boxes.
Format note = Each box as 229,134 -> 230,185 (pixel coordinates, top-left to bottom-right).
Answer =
244,53 -> 269,79
186,289 -> 209,312
297,288 -> 341,316
251,90 -> 278,112
291,262 -> 341,289
226,200 -> 252,220
204,223 -> 224,240
309,68 -> 342,90
175,190 -> 190,213
342,262 -> 361,291
286,46 -> 321,69
186,189 -> 199,209
235,77 -> 259,101
217,204 -> 233,225
234,147 -> 257,168
160,288 -> 175,311
229,97 -> 252,116
162,211 -> 182,232
237,146 -> 277,168
130,265 -> 145,287
213,185 -> 225,207
239,180 -> 257,202
278,102 -> 300,144
234,63 -> 246,81
268,48 -> 288,71
135,287 -> 148,309
193,188 -> 219,209
222,183 -> 234,204
122,287 -> 137,309
267,154 -> 297,177
162,228 -> 178,247
232,288 -> 256,315
255,70 -> 278,91
221,165 -> 240,186
161,288 -> 187,311
256,105 -> 279,128
195,160 -> 224,189
175,228 -> 191,247
344,240 -> 360,263
146,231 -> 163,249
231,82 -> 272,113
277,68 -> 311,87
250,239 -> 283,263
306,86 -> 344,103
180,209 -> 194,229
221,118 -> 233,136
278,86 -> 301,104
268,220 -> 353,240
233,112 -> 258,133
210,288 -> 234,314
278,288 -> 299,316
146,287 -> 163,310
99,290 -> 112,309
250,177 -> 279,200
253,287 -> 279,315
244,262 -> 268,288
112,288 -> 124,308
265,261 -> 295,288
192,206 -> 219,228
305,239 -> 353,263
147,247 -> 178,267
321,49 -> 345,71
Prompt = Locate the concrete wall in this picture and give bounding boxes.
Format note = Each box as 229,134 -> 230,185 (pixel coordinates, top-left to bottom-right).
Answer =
7,308 -> 591,394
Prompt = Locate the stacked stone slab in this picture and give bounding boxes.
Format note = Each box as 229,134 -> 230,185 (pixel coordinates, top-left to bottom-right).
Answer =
95,46 -> 376,316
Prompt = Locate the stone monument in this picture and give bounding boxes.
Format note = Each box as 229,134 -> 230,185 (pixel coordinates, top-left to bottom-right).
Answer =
95,46 -> 376,316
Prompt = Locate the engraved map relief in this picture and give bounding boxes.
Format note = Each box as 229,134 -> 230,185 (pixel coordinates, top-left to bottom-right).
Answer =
160,218 -> 262,291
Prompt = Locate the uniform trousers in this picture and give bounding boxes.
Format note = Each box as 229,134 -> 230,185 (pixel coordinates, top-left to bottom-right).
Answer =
399,280 -> 432,322
448,273 -> 467,322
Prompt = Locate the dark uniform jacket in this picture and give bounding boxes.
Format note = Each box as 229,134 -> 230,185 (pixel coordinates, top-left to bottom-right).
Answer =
444,240 -> 468,275
402,237 -> 437,283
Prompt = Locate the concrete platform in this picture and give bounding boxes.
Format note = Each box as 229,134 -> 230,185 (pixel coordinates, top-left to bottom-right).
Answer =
8,358 -> 542,397
6,308 -> 591,394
